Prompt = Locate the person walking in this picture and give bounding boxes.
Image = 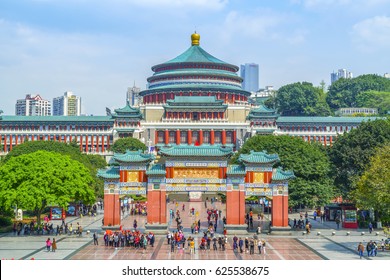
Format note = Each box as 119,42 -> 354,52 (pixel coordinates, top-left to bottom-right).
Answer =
46,238 -> 52,252
93,232 -> 99,245
238,237 -> 244,253
189,238 -> 195,255
249,238 -> 255,255
52,238 -> 57,252
170,238 -> 176,253
357,242 -> 364,259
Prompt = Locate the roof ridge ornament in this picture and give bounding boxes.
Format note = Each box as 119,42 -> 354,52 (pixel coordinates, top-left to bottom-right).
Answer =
191,32 -> 200,46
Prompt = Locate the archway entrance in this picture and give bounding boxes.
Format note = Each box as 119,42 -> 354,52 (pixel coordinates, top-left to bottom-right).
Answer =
99,148 -> 294,234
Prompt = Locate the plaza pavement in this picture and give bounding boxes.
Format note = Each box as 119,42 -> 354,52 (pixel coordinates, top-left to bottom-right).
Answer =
0,202 -> 389,260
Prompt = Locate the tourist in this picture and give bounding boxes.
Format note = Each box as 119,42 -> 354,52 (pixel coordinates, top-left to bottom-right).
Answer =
381,239 -> 385,252
249,238 -> 255,255
357,242 -> 364,259
257,238 -> 262,254
46,238 -> 52,252
245,237 -> 249,253
261,239 -> 266,255
166,231 -> 172,244
189,238 -> 195,254
368,222 -> 373,234
133,219 -> 137,230
238,237 -> 243,253
52,238 -> 57,252
335,216 -> 340,229
93,231 -> 99,245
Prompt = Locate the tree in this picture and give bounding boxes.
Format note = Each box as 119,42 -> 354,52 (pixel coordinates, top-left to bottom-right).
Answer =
109,137 -> 147,153
356,90 -> 390,115
0,151 -> 95,224
2,141 -> 106,197
354,144 -> 390,223
274,82 -> 331,116
328,119 -> 390,198
232,135 -> 334,208
326,74 -> 390,110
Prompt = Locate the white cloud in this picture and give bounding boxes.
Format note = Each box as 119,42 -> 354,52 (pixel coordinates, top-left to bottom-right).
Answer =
351,16 -> 390,51
292,0 -> 390,9
126,0 -> 228,9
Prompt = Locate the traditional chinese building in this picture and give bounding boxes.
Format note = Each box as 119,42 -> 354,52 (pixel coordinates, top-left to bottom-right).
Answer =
98,148 -> 295,233
0,33 -> 380,156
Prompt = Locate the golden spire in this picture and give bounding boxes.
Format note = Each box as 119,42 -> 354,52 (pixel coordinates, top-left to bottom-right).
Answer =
191,32 -> 200,46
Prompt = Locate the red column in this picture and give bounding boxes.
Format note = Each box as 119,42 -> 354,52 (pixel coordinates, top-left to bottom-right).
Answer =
199,130 -> 203,146
79,135 -> 83,151
103,192 -> 121,227
4,135 -> 7,152
233,130 -> 237,147
222,130 -> 226,145
272,195 -> 289,227
155,130 -> 158,145
176,130 -> 180,145
85,135 -> 89,152
101,135 -> 105,152
165,130 -> 169,145
147,188 -> 167,224
226,186 -> 246,225
210,130 -> 215,145
188,130 -> 192,145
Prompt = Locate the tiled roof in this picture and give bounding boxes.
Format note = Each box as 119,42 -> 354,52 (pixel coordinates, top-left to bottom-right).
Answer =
159,144 -> 233,157
113,150 -> 155,163
247,104 -> 279,119
97,166 -> 120,179
238,150 -> 280,164
227,165 -> 246,175
277,116 -> 381,124
112,102 -> 143,118
271,168 -> 295,181
165,45 -> 228,64
0,115 -> 112,123
146,164 -> 166,175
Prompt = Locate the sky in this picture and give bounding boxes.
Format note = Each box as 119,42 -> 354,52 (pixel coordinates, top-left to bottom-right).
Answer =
0,0 -> 389,115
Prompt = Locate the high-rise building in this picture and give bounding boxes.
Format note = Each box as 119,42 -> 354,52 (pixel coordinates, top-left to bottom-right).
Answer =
384,73 -> 390,79
240,63 -> 259,92
53,91 -> 81,116
127,83 -> 141,106
15,94 -> 51,116
331,69 -> 353,84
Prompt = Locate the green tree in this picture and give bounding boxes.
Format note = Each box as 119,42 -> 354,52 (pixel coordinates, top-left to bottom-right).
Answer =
0,151 -> 95,224
354,144 -> 390,222
109,137 -> 147,153
356,90 -> 390,115
328,119 -> 390,198
327,74 -> 390,110
2,141 -> 106,197
275,82 -> 331,116
232,135 -> 334,208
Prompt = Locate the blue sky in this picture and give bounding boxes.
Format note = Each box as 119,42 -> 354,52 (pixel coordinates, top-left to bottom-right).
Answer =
0,0 -> 389,115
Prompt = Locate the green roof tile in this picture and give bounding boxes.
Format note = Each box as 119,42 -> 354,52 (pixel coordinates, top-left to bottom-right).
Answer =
166,45 -> 227,64
0,115 -> 112,123
113,150 -> 155,163
159,144 -> 233,157
238,150 -> 280,164
97,166 -> 120,179
146,164 -> 166,175
227,165 -> 246,175
277,116 -> 382,124
271,168 -> 295,181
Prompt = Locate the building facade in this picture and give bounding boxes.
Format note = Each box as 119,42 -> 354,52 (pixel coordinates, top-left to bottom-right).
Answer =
240,63 -> 259,92
15,94 -> 51,116
126,83 -> 141,106
331,68 -> 353,84
0,33 -> 379,156
53,91 -> 82,116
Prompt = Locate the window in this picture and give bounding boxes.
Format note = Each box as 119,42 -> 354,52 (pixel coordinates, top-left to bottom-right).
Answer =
157,131 -> 164,144
169,131 -> 175,143
203,131 -> 210,144
226,131 -> 233,144
214,131 -> 221,143
180,131 -> 188,143
192,131 -> 199,144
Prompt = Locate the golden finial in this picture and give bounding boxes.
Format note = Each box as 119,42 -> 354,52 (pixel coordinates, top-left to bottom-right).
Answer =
191,32 -> 200,46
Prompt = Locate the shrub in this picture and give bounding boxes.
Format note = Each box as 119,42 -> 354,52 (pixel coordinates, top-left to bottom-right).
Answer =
0,216 -> 12,226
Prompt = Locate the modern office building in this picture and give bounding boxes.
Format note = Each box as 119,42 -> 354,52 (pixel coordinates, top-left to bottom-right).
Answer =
240,63 -> 259,92
331,69 -> 353,84
126,83 -> 141,106
15,94 -> 51,116
53,92 -> 82,116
